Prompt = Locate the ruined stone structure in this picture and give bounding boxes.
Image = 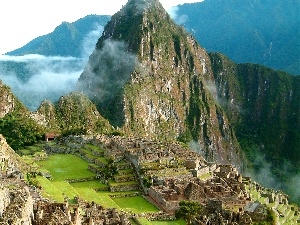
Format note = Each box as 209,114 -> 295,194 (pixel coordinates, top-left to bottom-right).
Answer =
0,133 -> 298,224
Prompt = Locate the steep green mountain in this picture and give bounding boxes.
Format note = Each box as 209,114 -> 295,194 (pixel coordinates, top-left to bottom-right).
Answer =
77,0 -> 243,168
209,52 -> 300,202
0,80 -> 27,118
175,0 -> 300,75
6,15 -> 110,57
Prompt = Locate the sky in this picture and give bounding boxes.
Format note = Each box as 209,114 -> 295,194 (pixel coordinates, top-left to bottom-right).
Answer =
0,0 -> 203,55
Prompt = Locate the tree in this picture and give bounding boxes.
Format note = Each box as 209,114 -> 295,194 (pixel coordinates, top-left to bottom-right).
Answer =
0,112 -> 45,150
175,200 -> 204,224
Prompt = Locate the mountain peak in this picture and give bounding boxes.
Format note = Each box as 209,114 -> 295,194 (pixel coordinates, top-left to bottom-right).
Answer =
93,0 -> 168,53
77,0 -> 244,167
122,0 -> 163,13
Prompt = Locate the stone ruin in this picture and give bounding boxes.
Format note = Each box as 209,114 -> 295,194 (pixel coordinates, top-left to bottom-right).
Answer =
0,134 -> 299,224
33,198 -> 131,225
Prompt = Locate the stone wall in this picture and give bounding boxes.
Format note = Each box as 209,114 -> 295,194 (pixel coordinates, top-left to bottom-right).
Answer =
110,183 -> 140,192
148,186 -> 180,212
0,181 -> 34,225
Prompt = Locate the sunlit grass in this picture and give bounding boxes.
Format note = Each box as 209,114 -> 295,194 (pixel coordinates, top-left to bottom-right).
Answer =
35,154 -> 95,181
112,196 -> 159,213
52,181 -> 79,199
136,218 -> 186,225
70,180 -> 108,189
36,176 -> 64,202
74,188 -> 120,209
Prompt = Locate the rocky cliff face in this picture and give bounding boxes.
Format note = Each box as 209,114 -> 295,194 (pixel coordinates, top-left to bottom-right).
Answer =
209,52 -> 300,165
0,80 -> 27,119
77,0 -> 243,167
0,134 -> 33,224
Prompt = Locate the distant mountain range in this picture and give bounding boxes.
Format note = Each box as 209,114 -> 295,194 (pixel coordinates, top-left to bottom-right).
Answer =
175,0 -> 300,75
6,15 -> 110,57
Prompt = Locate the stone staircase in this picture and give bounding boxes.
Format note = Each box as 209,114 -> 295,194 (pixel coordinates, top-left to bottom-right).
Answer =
109,167 -> 140,192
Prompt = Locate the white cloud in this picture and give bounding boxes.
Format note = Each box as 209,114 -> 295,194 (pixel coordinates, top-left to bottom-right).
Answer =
167,6 -> 188,25
0,24 -> 103,111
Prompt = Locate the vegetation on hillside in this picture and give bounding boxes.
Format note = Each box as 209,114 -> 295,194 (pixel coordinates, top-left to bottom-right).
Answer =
209,52 -> 300,203
0,112 -> 45,150
176,0 -> 300,75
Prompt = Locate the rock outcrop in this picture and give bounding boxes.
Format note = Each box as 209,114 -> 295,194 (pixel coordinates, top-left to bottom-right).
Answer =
0,81 -> 27,119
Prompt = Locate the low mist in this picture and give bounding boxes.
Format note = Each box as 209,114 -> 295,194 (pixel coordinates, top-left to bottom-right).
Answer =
77,39 -> 138,104
0,24 -> 104,111
167,6 -> 188,25
245,153 -> 300,204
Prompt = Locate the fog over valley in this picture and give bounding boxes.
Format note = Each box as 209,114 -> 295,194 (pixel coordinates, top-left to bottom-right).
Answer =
0,25 -> 104,111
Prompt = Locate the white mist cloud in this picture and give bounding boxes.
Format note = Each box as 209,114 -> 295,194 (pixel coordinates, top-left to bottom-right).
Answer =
167,6 -> 188,25
0,56 -> 82,111
77,39 -> 138,103
245,153 -> 300,204
245,154 -> 281,190
81,24 -> 104,59
0,24 -> 104,111
287,175 -> 300,203
0,54 -> 78,62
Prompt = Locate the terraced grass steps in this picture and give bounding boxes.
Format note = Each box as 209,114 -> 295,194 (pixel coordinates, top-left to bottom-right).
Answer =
277,204 -> 299,225
245,183 -> 300,224
114,174 -> 136,182
94,157 -> 108,166
36,176 -> 64,202
75,188 -> 110,205
108,180 -> 140,192
85,143 -> 105,156
70,180 -> 109,191
79,148 -> 98,162
118,168 -> 135,176
115,161 -> 132,170
52,181 -> 79,199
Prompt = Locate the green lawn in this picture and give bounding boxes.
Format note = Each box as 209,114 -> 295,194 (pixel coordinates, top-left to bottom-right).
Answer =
52,181 -> 79,199
35,154 -> 95,181
36,176 -> 64,202
150,220 -> 186,225
112,196 -> 159,213
136,218 -> 186,225
70,180 -> 108,189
